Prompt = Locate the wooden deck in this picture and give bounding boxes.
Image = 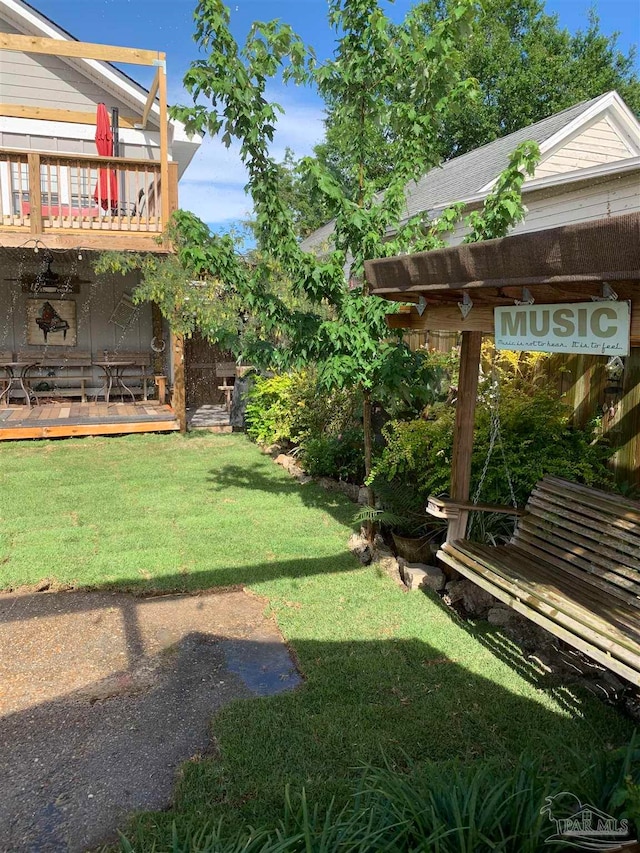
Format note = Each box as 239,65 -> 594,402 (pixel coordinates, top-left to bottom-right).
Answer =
0,401 -> 179,440
187,404 -> 232,434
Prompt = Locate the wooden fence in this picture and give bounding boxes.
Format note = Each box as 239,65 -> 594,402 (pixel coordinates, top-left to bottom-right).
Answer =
404,330 -> 640,488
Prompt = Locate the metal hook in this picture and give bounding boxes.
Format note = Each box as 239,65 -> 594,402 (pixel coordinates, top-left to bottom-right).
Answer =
515,287 -> 534,306
458,292 -> 473,319
591,282 -> 618,302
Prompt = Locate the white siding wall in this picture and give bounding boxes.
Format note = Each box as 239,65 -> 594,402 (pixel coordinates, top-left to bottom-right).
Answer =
0,19 -> 133,114
447,172 -> 640,245
0,267 -> 154,392
0,129 -> 160,161
533,116 -> 636,179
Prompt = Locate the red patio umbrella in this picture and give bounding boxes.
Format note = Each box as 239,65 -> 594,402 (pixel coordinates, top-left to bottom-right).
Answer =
93,102 -> 118,211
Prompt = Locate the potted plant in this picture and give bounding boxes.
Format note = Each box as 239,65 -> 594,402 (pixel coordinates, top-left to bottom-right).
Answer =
355,479 -> 446,563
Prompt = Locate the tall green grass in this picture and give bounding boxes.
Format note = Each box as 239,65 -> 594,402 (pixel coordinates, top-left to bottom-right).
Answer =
118,736 -> 640,852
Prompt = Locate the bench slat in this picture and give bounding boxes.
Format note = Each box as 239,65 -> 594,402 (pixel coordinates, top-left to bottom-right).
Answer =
494,544 -> 640,637
541,476 -> 640,521
512,530 -> 640,604
529,487 -> 640,535
522,504 -> 640,566
439,545 -> 640,686
513,519 -> 640,583
527,494 -> 640,552
447,541 -> 640,654
458,541 -> 640,638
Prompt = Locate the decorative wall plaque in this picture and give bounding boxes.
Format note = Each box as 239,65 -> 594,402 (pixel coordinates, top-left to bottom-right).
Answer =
26,299 -> 77,346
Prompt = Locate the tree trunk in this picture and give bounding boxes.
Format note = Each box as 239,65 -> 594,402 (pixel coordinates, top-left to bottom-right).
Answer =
362,388 -> 376,542
171,329 -> 187,434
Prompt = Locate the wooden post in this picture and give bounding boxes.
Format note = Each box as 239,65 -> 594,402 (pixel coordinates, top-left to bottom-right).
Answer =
448,330 -> 483,542
27,152 -> 42,235
158,61 -> 170,237
362,389 -> 375,542
171,330 -> 187,433
611,347 -> 640,488
167,162 -> 179,215
141,66 -> 160,129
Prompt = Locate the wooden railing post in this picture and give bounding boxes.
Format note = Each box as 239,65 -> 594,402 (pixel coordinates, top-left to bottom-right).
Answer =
27,152 -> 42,235
158,60 -> 170,236
168,162 -> 179,216
448,330 -> 483,542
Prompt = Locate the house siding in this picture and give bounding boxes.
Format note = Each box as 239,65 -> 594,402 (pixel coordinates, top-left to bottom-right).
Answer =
0,268 -> 153,391
447,171 -> 640,245
533,116 -> 635,179
0,130 -> 160,161
0,18 -> 162,160
0,19 -> 133,115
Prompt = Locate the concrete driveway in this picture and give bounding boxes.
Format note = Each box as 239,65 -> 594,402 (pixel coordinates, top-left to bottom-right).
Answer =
0,588 -> 301,852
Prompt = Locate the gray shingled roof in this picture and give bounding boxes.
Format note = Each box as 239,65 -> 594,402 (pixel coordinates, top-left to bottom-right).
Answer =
300,93 -> 608,252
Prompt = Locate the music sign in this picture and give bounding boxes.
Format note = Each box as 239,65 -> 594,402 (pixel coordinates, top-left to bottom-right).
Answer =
494,301 -> 630,356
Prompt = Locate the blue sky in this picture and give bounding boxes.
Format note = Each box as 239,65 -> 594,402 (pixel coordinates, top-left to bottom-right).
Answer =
32,0 -> 640,229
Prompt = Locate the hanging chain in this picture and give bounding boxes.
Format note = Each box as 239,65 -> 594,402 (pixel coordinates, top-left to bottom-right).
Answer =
472,375 -> 499,505
471,357 -> 518,509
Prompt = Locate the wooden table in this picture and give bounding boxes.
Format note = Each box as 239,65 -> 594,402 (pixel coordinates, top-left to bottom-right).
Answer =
93,361 -> 138,405
0,361 -> 38,408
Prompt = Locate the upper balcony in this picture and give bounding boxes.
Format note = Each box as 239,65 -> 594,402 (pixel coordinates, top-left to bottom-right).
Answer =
0,32 -> 187,252
0,147 -> 178,251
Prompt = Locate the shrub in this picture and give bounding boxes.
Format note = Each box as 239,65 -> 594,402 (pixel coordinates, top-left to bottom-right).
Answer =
245,370 -> 360,448
370,383 -> 615,541
245,373 -> 296,446
300,428 -> 365,483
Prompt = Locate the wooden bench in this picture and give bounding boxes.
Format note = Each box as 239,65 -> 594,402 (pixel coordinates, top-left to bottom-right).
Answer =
18,349 -> 92,403
216,362 -> 237,412
429,476 -> 640,686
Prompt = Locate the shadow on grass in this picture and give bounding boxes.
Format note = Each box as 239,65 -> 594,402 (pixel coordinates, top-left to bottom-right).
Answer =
416,586 -> 600,720
206,462 -> 359,525
0,619 -> 631,852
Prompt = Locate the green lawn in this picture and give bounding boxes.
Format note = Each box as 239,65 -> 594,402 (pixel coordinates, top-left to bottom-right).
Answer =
0,433 -> 633,846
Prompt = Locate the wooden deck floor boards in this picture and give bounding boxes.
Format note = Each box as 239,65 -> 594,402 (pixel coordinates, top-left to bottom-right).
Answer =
0,402 -> 180,440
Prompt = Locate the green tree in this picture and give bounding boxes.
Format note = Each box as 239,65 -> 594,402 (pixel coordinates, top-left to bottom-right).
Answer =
284,0 -> 639,237
164,0 -> 541,537
97,0 -> 540,538
171,0 -> 478,525
440,0 -> 640,157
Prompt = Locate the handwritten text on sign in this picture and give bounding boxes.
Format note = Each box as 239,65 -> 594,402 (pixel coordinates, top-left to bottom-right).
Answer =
494,301 -> 630,356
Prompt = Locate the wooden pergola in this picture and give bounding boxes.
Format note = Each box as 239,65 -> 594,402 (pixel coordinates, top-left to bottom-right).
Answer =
365,212 -> 640,684
365,212 -> 640,539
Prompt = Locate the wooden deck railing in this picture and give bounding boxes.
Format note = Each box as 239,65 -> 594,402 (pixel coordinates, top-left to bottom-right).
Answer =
0,148 -> 179,237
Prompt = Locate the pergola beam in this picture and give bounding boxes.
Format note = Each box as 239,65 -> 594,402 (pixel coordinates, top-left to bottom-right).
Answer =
364,214 -> 640,302
0,32 -> 165,66
387,297 -> 640,343
387,306 -> 494,333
